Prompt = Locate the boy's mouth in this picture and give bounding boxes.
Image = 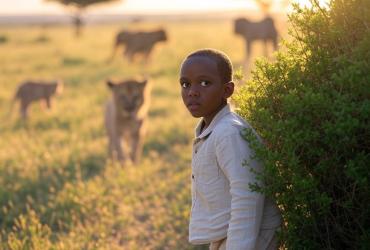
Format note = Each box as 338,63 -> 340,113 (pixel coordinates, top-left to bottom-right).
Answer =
187,102 -> 201,111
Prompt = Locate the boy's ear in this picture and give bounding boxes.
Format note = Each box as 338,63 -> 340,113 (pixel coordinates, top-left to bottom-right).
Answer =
224,81 -> 234,99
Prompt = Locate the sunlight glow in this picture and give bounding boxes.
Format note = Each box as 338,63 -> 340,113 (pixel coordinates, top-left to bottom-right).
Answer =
0,0 -> 330,15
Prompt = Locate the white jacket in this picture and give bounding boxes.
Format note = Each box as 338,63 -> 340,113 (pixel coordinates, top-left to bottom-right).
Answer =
189,105 -> 281,250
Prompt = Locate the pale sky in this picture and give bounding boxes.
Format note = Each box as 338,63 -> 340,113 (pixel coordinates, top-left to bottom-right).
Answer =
0,0 -> 327,15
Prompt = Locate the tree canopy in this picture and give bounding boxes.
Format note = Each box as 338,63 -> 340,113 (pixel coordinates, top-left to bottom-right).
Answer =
45,0 -> 121,36
46,0 -> 120,9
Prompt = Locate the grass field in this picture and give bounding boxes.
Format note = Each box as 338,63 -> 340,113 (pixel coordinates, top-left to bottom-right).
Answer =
0,17 -> 286,249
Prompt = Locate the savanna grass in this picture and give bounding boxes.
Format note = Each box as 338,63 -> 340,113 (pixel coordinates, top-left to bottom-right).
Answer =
0,19 -> 259,249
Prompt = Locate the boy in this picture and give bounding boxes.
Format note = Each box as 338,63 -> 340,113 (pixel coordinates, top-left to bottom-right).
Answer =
179,48 -> 281,250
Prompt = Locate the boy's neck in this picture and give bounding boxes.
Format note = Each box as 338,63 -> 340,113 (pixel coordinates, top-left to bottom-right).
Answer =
200,102 -> 228,133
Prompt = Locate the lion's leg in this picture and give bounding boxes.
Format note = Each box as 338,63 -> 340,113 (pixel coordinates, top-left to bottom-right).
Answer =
131,136 -> 143,165
247,41 -> 252,61
142,47 -> 153,64
20,100 -> 29,120
244,41 -> 252,71
272,36 -> 278,51
114,135 -> 126,165
123,48 -> 132,62
263,39 -> 269,58
105,101 -> 124,164
107,136 -> 114,159
130,121 -> 144,164
127,51 -> 136,63
45,97 -> 51,110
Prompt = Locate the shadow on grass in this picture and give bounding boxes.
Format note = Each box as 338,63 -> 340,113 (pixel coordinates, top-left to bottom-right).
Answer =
0,152 -> 106,232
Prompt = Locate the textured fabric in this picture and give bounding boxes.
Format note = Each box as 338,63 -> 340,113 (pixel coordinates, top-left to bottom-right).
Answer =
210,238 -> 227,250
189,104 -> 281,250
210,230 -> 279,250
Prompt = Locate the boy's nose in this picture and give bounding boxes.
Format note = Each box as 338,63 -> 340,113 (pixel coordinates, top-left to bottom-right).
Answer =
188,86 -> 200,97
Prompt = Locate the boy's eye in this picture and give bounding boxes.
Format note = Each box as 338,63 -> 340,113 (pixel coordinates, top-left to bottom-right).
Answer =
181,82 -> 190,88
200,80 -> 210,87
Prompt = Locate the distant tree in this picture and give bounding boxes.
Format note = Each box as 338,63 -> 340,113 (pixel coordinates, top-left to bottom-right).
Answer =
46,0 -> 120,36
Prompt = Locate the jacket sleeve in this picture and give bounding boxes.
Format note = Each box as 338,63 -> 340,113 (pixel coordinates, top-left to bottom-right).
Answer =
215,128 -> 265,250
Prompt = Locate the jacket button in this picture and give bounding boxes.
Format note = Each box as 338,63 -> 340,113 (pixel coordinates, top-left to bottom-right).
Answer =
192,174 -> 194,179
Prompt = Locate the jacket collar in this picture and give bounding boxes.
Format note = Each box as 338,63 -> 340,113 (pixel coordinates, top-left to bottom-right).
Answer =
195,104 -> 232,139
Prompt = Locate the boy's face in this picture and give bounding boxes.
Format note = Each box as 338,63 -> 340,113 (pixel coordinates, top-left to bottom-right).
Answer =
179,56 -> 233,125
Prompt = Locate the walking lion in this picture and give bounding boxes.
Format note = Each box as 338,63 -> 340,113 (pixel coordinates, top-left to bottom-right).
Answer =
104,78 -> 151,165
108,29 -> 167,62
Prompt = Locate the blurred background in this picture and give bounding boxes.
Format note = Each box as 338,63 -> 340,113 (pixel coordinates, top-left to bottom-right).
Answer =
0,0 -> 328,249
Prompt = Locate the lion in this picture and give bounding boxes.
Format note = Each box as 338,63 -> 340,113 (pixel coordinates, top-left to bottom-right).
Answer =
108,29 -> 167,62
10,80 -> 63,120
234,17 -> 278,63
104,78 -> 151,166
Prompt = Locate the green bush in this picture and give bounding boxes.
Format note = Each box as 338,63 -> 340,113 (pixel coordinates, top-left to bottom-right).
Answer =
234,0 -> 370,249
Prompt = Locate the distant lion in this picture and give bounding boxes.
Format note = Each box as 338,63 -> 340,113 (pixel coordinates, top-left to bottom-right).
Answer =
104,78 -> 151,165
108,29 -> 167,62
10,80 -> 63,120
234,17 -> 278,62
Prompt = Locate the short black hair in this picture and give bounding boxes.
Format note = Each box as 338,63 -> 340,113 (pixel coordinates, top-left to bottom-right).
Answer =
184,48 -> 233,83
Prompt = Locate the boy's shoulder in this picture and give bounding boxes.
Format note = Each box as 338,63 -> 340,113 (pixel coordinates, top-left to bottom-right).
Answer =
213,111 -> 250,138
